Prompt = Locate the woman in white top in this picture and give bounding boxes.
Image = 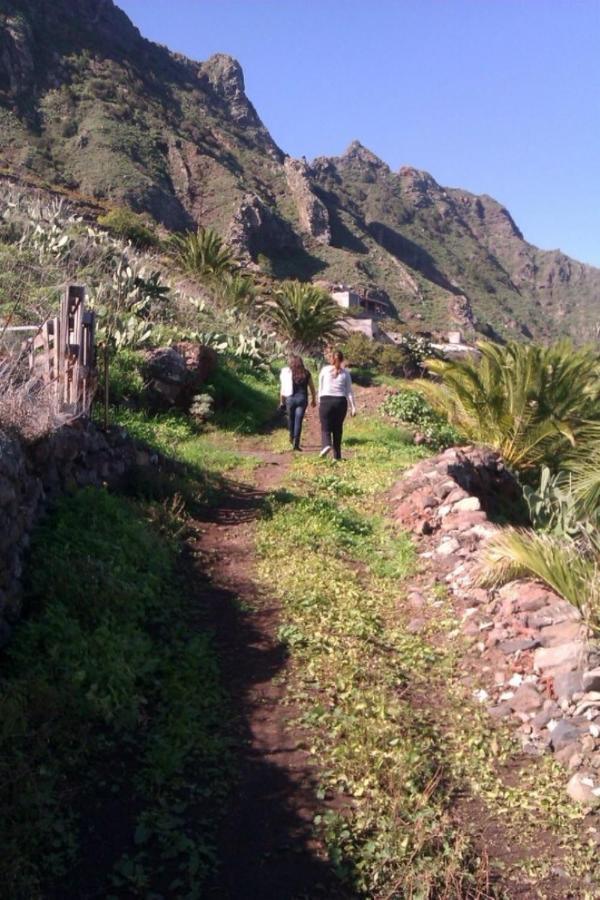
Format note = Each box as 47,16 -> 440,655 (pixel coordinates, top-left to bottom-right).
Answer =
318,349 -> 356,460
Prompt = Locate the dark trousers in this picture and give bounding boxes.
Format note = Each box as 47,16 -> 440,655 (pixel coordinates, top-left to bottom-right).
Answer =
319,396 -> 348,459
286,393 -> 308,447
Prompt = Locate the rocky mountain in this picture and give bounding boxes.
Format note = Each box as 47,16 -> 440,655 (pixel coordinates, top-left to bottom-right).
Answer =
1,0 -> 599,341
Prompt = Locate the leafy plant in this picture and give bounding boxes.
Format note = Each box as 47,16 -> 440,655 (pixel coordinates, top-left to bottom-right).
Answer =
378,343 -> 412,376
413,340 -> 600,472
170,227 -> 234,281
216,271 -> 257,310
97,207 -> 158,247
480,527 -> 600,633
383,389 -> 460,449
263,280 -> 347,352
189,392 -> 214,424
522,466 -> 581,536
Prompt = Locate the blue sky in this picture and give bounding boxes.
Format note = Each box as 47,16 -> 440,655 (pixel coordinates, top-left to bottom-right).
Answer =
117,0 -> 600,266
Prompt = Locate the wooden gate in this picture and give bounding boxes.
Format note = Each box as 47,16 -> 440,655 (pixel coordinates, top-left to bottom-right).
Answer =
29,286 -> 97,417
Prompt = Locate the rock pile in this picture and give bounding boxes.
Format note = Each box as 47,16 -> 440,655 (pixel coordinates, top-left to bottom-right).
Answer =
392,446 -> 600,807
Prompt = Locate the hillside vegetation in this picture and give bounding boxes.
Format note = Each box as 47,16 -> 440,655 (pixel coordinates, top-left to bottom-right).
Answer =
1,0 -> 600,341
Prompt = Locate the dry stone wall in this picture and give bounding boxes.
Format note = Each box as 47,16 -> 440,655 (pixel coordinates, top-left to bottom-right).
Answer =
391,446 -> 600,808
0,421 -> 169,646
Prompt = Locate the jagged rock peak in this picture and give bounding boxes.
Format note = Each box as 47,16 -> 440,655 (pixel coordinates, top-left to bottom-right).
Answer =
197,53 -> 246,100
341,140 -> 388,168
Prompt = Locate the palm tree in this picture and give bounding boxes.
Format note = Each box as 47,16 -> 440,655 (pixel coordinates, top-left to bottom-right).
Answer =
262,281 -> 346,352
170,227 -> 234,281
480,528 -> 600,633
412,340 -> 600,471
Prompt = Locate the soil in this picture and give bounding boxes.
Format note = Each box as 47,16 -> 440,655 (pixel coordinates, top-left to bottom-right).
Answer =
189,405 -> 352,898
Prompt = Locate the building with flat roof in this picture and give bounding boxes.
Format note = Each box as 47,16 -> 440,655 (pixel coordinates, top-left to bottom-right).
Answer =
331,290 -> 388,318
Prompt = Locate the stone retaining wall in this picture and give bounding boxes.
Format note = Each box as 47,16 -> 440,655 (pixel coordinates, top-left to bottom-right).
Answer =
0,421 -> 169,646
392,446 -> 600,808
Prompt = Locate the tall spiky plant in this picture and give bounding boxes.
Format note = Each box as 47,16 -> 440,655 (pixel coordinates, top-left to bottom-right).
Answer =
170,227 -> 234,282
262,281 -> 346,352
412,340 -> 600,471
217,271 -> 257,310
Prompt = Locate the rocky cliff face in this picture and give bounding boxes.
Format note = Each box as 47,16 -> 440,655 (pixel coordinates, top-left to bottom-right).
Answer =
1,0 -> 599,341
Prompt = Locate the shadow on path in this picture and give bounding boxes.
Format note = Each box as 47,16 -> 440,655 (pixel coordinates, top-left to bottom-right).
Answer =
187,458 -> 352,899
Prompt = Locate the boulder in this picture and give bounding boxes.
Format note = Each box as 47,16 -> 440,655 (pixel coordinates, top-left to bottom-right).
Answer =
143,343 -> 217,410
509,683 -> 543,713
583,668 -> 600,693
566,772 -> 600,807
534,641 -> 586,674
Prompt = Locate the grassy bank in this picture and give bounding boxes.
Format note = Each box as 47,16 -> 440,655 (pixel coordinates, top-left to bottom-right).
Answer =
0,488 -> 231,898
255,413 -> 600,896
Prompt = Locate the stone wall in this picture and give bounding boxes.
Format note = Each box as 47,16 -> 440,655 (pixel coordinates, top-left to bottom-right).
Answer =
391,446 -> 600,808
0,420 -> 168,646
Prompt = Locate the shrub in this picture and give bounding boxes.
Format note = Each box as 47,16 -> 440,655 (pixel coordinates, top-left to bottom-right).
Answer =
342,333 -> 380,369
97,207 -> 157,248
378,344 -> 411,376
480,528 -> 600,633
169,227 -> 234,281
415,340 -> 600,472
382,390 -> 460,450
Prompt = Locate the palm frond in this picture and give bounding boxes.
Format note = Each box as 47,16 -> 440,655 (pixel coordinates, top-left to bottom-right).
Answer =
406,340 -> 600,471
480,528 -> 599,625
263,281 -> 346,351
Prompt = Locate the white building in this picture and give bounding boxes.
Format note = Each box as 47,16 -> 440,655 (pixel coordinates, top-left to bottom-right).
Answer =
331,290 -> 389,318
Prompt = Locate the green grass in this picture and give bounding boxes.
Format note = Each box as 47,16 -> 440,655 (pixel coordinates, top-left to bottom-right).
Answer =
0,488 -> 231,898
254,414 -> 600,895
206,364 -> 279,434
255,424 -> 491,895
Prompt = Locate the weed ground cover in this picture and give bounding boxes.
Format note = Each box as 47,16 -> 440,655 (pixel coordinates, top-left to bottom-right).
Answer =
255,413 -> 600,896
0,488 -> 231,898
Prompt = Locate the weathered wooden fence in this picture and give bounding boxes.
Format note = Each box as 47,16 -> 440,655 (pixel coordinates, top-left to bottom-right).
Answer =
26,286 -> 97,417
0,285 -> 99,418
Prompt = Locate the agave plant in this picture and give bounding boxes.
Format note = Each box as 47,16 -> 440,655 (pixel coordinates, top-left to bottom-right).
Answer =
169,227 -> 234,281
262,280 -> 346,352
480,528 -> 600,633
413,340 -> 600,471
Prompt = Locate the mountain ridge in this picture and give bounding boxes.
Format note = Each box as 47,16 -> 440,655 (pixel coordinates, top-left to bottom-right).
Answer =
1,0 -> 598,341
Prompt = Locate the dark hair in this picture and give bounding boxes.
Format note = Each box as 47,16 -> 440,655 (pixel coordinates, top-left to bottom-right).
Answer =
331,349 -> 344,366
290,354 -> 308,382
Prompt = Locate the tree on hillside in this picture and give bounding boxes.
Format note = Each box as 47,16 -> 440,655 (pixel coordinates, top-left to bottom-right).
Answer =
262,281 -> 346,352
411,340 -> 600,471
170,227 -> 234,282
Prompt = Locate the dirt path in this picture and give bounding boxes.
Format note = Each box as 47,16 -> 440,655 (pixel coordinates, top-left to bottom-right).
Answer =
187,407 -> 351,898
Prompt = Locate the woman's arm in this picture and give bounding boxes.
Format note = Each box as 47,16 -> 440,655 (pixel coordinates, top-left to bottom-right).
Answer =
345,371 -> 356,415
318,367 -> 325,402
308,373 -> 317,407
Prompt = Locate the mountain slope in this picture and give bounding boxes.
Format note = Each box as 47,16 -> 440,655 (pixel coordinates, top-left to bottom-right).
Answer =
1,0 -> 599,341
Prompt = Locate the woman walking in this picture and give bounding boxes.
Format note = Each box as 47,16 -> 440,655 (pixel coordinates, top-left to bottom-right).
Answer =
279,354 -> 316,451
318,349 -> 356,460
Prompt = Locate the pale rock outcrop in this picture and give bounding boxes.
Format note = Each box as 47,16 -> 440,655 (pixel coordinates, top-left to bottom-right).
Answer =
284,157 -> 331,245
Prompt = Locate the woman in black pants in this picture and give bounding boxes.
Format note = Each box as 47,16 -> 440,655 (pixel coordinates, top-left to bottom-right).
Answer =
318,349 -> 356,460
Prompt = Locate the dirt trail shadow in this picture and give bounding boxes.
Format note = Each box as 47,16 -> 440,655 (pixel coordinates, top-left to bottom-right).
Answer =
188,467 -> 352,899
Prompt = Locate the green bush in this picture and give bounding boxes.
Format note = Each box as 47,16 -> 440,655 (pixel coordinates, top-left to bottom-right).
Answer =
382,390 -> 460,450
97,207 -> 158,247
378,344 -> 411,376
342,333 -> 380,369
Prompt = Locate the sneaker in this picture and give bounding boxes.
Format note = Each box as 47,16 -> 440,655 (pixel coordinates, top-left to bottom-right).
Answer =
319,445 -> 332,457
293,445 -> 302,452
